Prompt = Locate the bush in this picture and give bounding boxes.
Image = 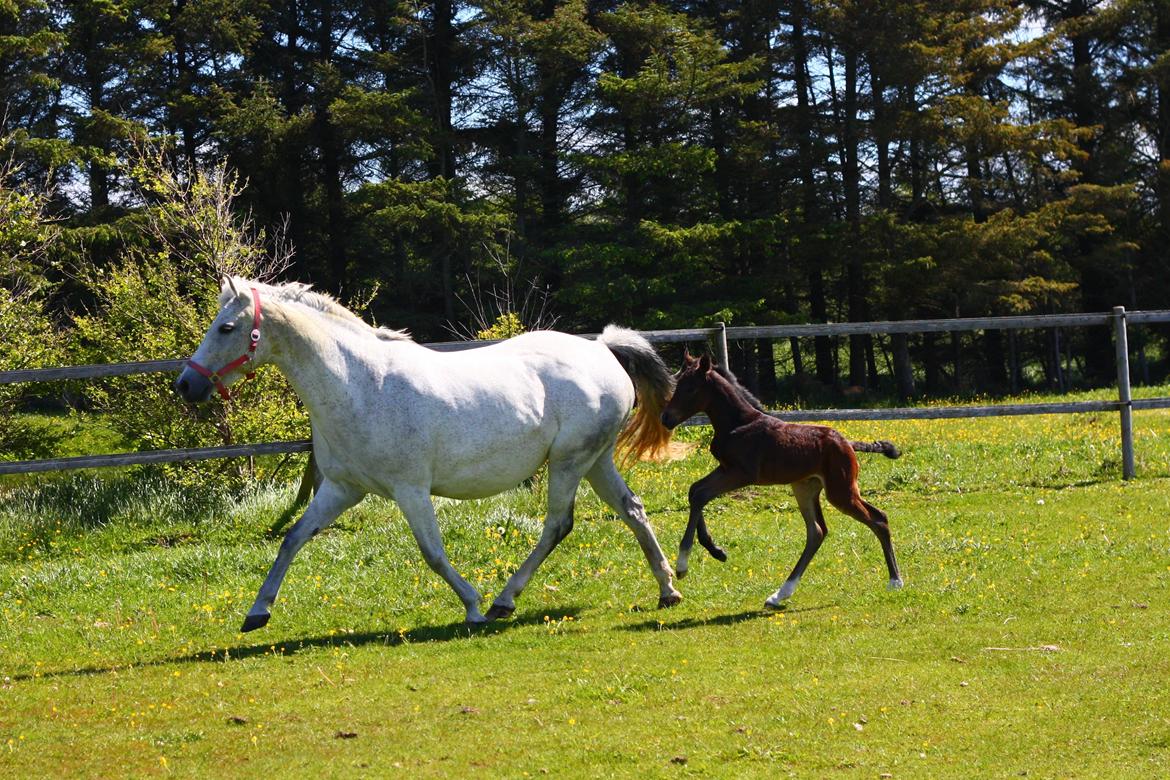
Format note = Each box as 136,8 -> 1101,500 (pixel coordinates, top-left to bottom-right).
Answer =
0,146 -> 67,460
70,148 -> 308,487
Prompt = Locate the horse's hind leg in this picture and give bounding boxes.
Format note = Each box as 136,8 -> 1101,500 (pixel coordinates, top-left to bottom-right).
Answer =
243,480 -> 364,631
585,457 -> 681,608
766,477 -> 827,608
395,486 -> 487,624
824,482 -> 903,590
487,459 -> 585,620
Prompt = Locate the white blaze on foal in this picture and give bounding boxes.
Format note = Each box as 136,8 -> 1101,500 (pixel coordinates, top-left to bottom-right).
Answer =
174,277 -> 682,631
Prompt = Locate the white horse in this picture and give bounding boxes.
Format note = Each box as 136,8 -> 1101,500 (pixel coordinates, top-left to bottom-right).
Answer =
174,277 -> 682,631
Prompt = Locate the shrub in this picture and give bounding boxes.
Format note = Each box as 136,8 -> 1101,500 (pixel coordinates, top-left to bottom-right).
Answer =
70,147 -> 308,487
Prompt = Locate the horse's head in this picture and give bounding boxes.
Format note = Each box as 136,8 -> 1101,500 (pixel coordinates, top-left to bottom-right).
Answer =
173,277 -> 267,403
660,350 -> 713,430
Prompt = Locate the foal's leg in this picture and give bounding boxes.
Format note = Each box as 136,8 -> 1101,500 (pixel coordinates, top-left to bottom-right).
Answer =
242,480 -> 364,632
486,459 -> 584,620
395,486 -> 487,624
585,457 -> 681,608
766,477 -> 827,608
678,467 -> 749,578
824,482 -> 903,590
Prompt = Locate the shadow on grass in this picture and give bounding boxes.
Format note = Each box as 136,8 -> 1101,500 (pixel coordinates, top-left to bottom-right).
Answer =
619,602 -> 838,632
16,605 -> 585,683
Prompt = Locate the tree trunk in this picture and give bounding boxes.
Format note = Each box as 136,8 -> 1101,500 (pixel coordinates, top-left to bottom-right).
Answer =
892,332 -> 915,399
791,0 -> 833,384
842,44 -> 866,386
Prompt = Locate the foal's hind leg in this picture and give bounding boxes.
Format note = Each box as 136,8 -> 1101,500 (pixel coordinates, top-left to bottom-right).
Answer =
586,457 -> 681,608
766,477 -> 827,608
824,482 -> 903,590
486,458 -> 586,620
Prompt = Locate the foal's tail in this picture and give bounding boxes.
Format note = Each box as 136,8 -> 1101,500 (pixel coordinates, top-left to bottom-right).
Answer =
600,325 -> 676,465
850,440 -> 901,459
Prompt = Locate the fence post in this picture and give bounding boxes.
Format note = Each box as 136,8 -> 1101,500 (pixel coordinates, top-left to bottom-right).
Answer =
1113,306 -> 1135,480
715,322 -> 729,368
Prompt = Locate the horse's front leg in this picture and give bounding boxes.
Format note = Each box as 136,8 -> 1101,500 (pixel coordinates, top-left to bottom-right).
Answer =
242,480 -> 364,632
486,460 -> 582,621
678,467 -> 748,578
395,486 -> 486,624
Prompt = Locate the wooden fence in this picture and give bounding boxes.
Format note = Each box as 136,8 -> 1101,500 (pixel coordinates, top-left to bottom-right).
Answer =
2,307 -> 1169,480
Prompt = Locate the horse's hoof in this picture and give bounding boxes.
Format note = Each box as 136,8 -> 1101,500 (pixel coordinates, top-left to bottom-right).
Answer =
711,547 -> 728,563
484,604 -> 515,621
888,578 -> 904,590
657,592 -> 683,609
764,597 -> 786,611
675,567 -> 688,579
240,613 -> 270,632
465,614 -> 489,626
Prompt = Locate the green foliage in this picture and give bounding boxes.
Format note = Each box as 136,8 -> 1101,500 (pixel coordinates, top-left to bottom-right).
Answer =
69,151 -> 308,486
476,311 -> 525,340
0,149 -> 66,459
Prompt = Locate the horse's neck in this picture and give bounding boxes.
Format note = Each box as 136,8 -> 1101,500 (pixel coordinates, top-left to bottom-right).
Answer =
704,373 -> 762,431
264,300 -> 387,418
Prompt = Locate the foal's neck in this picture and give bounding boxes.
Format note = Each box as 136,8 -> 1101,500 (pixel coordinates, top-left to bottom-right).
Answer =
704,372 -> 764,431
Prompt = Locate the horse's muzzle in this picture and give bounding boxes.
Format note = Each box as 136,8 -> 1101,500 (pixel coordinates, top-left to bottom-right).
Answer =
173,367 -> 213,404
660,411 -> 678,430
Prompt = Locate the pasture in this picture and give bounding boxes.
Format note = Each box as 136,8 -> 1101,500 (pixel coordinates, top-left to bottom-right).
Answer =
2,394 -> 1170,778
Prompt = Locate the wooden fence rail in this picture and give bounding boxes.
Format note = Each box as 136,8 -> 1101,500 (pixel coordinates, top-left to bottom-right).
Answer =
2,308 -> 1169,479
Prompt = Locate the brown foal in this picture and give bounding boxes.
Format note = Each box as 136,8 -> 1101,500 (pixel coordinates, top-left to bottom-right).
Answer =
660,352 -> 903,608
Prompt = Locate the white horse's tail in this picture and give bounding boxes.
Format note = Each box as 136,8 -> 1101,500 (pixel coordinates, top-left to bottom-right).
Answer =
600,325 -> 677,465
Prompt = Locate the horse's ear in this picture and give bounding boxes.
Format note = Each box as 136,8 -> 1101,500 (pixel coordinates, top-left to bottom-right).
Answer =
698,353 -> 712,372
683,348 -> 695,365
221,276 -> 239,297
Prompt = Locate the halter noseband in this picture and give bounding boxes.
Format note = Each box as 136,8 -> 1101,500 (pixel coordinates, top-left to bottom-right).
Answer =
187,287 -> 262,401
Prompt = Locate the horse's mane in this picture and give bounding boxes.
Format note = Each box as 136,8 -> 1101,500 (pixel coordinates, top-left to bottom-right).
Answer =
224,277 -> 411,342
711,364 -> 767,413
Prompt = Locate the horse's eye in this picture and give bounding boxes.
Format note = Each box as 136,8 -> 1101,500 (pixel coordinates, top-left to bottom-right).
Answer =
218,323 -> 236,334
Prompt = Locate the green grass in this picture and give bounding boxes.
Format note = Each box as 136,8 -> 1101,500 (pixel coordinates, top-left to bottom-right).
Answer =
2,390 -> 1170,777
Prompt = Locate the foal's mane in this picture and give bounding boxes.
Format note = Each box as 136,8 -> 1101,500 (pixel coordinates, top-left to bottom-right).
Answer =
711,364 -> 767,413
225,277 -> 411,342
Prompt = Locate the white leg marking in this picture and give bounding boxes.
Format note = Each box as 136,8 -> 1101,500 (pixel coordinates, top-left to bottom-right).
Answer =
888,577 -> 904,590
766,578 -> 800,608
675,547 -> 690,579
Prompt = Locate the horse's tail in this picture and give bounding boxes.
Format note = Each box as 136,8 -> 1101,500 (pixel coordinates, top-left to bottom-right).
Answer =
850,440 -> 901,459
600,325 -> 676,465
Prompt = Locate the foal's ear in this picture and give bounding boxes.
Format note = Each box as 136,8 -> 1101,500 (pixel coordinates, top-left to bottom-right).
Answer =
683,348 -> 696,366
221,275 -> 239,297
698,353 -> 712,372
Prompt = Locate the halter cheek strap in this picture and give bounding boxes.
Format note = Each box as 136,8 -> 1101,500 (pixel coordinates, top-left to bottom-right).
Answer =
187,287 -> 262,401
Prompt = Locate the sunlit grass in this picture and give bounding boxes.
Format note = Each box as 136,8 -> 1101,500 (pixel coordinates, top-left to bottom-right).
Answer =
1,393 -> 1169,776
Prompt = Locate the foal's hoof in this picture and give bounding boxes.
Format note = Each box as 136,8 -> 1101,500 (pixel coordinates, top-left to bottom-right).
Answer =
888,578 -> 905,591
484,604 -> 515,622
675,567 -> 688,580
657,592 -> 683,609
240,613 -> 270,633
710,547 -> 728,563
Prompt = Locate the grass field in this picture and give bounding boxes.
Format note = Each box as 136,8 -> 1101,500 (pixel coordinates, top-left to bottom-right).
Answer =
2,393 -> 1170,778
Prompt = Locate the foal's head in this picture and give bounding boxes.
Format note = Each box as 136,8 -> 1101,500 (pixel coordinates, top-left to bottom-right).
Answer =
660,351 -> 715,430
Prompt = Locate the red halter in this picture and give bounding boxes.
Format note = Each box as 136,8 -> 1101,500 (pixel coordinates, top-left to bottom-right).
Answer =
187,287 -> 262,401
